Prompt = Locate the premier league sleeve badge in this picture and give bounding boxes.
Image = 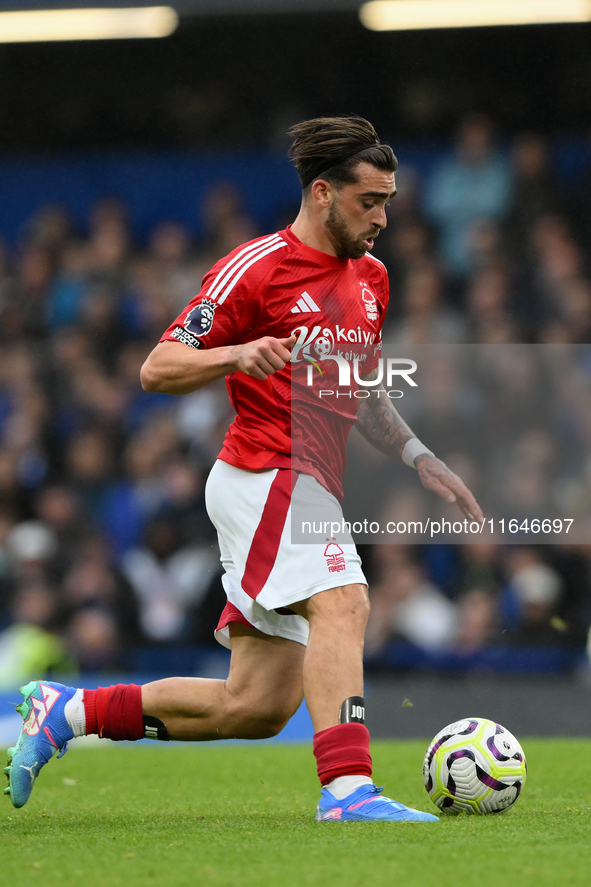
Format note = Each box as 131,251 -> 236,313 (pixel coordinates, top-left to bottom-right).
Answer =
171,298 -> 218,349
185,298 -> 217,337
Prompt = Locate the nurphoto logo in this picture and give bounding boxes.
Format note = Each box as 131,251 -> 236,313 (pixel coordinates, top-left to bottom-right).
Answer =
304,355 -> 418,399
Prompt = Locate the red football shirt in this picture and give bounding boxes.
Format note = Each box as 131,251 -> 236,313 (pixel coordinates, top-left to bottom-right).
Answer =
160,226 -> 389,500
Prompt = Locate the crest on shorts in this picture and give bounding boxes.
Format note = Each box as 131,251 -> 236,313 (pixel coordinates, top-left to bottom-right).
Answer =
324,541 -> 346,574
185,298 -> 217,338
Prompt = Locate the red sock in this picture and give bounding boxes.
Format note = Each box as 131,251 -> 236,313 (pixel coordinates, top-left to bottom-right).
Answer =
84,684 -> 144,741
313,723 -> 373,786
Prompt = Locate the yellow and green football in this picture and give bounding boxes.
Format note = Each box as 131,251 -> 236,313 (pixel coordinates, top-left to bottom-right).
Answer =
423,717 -> 527,815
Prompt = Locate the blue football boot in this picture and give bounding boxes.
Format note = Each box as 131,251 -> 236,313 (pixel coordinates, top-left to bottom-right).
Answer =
4,681 -> 75,808
316,783 -> 439,822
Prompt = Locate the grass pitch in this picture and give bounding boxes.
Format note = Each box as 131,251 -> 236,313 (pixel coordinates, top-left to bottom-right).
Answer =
2,738 -> 591,887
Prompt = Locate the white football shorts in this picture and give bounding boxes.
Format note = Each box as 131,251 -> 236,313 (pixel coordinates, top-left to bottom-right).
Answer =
205,459 -> 367,649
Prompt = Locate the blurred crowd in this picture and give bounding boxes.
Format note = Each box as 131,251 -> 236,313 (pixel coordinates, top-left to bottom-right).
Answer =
0,113 -> 591,685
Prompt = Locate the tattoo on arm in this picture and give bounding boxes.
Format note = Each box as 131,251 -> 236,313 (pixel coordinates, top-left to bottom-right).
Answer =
356,382 -> 416,459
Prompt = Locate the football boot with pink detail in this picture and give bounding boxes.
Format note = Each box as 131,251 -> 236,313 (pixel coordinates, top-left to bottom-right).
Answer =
4,681 -> 75,808
316,783 -> 439,822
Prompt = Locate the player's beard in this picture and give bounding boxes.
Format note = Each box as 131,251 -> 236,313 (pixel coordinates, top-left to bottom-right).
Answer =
325,199 -> 374,260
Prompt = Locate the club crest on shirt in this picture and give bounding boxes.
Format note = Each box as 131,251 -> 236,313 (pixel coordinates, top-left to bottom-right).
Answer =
185,298 -> 217,338
359,282 -> 378,321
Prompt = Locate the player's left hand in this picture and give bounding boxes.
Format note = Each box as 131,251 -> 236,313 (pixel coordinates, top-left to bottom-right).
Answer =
414,453 -> 483,522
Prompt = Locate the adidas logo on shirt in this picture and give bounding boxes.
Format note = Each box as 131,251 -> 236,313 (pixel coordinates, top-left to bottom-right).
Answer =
291,291 -> 321,314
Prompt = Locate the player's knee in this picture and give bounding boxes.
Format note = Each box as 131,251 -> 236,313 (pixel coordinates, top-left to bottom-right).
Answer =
351,584 -> 371,624
255,697 -> 301,737
225,696 -> 299,739
309,583 -> 370,628
246,711 -> 290,739
224,711 -> 286,740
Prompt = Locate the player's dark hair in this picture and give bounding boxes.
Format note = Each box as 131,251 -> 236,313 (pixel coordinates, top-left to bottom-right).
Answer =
288,115 -> 397,191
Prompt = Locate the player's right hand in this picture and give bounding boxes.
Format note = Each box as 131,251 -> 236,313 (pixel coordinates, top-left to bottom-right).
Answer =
415,453 -> 484,522
235,334 -> 297,380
